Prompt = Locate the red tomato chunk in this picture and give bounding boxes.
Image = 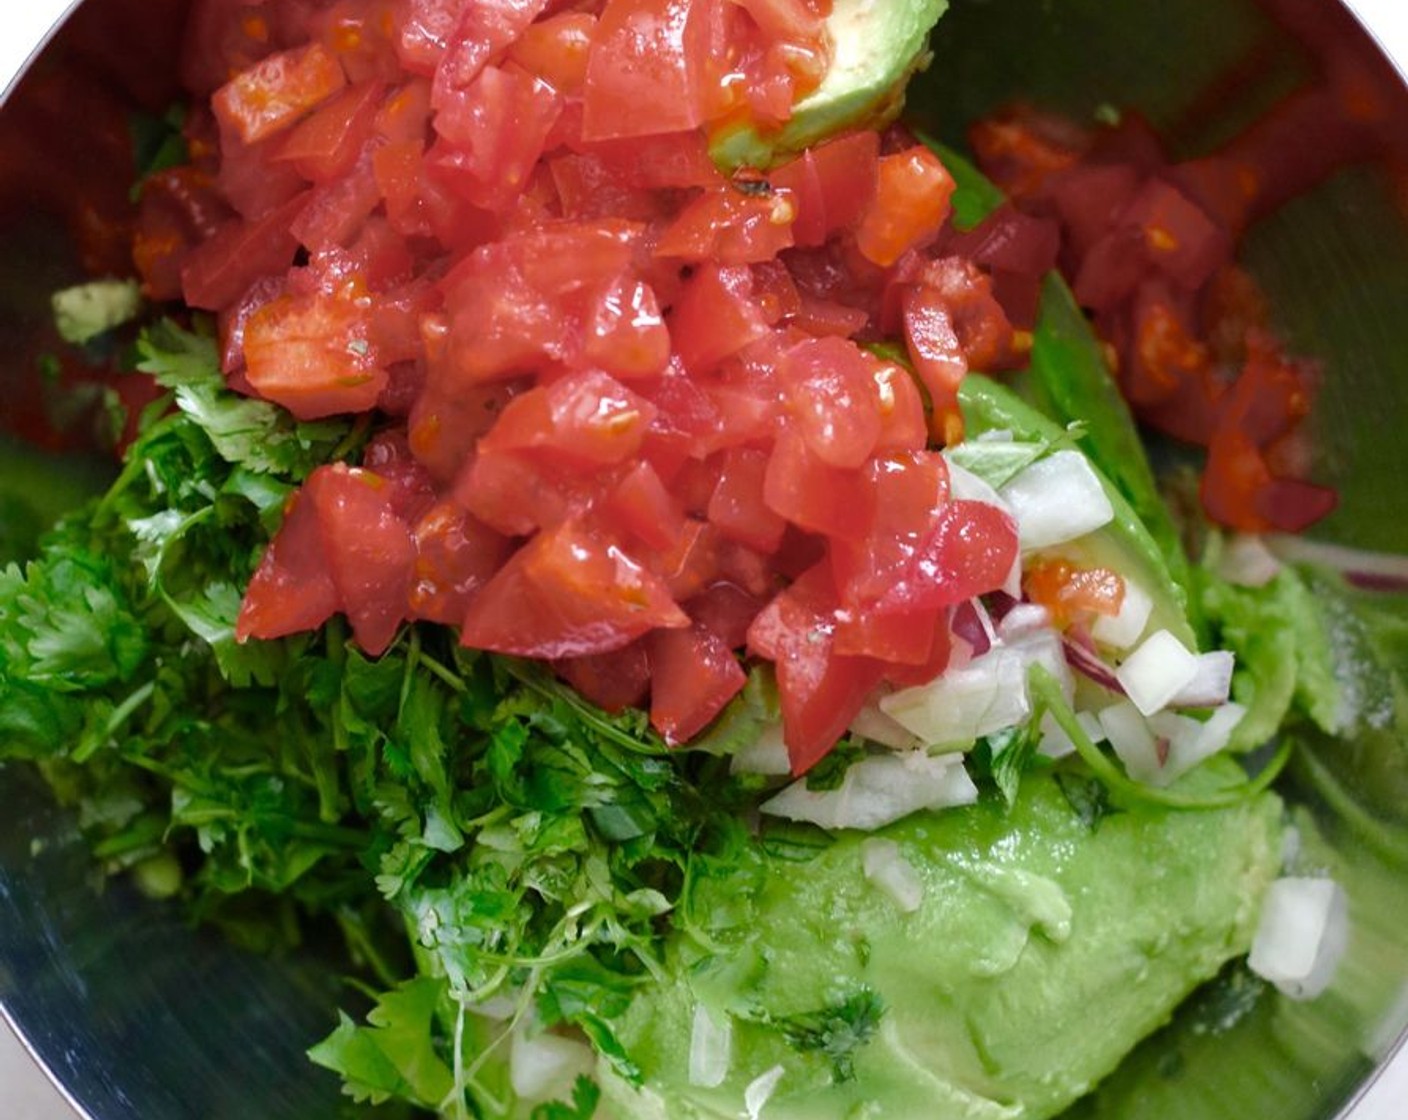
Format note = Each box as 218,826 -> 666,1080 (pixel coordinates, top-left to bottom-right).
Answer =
181,0 -> 1040,771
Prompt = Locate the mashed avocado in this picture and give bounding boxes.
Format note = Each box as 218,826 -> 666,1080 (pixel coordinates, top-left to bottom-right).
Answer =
600,765 -> 1283,1119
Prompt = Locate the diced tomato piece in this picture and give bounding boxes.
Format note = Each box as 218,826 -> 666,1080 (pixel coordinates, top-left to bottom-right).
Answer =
291,155 -> 383,251
305,464 -> 418,655
409,500 -> 511,623
362,430 -> 439,523
747,564 -> 885,775
430,0 -> 550,114
834,601 -> 944,665
582,0 -> 707,141
243,288 -> 388,419
316,0 -> 404,85
917,257 -> 1019,372
649,622 -> 746,743
779,336 -> 882,469
274,80 -> 384,183
237,487 -> 339,642
883,613 -> 955,689
461,520 -> 690,658
508,12 -> 597,96
213,43 -> 348,145
430,63 -> 562,213
669,263 -> 771,374
583,276 -> 672,380
556,641 -> 651,713
181,189 -> 310,311
375,78 -> 434,142
770,130 -> 880,248
709,447 -> 789,553
763,431 -> 875,542
871,360 -> 928,453
902,283 -> 967,441
854,145 -> 955,267
655,185 -> 797,265
455,446 -> 571,536
686,580 -> 766,649
1024,559 -> 1126,629
604,461 -> 686,551
651,518 -> 723,600
876,499 -> 1019,614
396,0 -> 464,75
480,369 -> 657,467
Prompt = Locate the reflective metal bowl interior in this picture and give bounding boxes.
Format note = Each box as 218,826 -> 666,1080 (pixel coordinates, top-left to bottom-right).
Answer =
1,1 -> 1406,1118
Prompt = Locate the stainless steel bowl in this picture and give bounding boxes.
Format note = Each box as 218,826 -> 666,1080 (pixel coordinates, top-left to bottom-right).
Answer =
2,2 -> 1406,1117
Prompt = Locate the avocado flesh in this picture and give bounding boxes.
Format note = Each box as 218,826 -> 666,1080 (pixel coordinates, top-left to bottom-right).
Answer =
710,0 -> 950,171
599,764 -> 1283,1120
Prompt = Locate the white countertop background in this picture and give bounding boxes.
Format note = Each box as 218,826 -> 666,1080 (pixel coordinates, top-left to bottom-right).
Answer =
2,1 -> 1407,1117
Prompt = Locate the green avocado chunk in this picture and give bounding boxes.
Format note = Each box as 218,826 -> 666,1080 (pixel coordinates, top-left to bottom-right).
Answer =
709,0 -> 949,170
599,765 -> 1282,1120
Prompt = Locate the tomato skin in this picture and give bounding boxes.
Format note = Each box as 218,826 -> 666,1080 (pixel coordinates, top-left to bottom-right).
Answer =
242,289 -> 388,419
876,499 -> 1019,614
213,43 -> 348,145
408,500 -> 511,624
181,189 -> 310,311
668,264 -> 771,374
762,431 -> 875,543
306,465 -> 418,655
461,520 -> 690,658
583,276 -> 672,380
780,336 -> 882,469
480,369 -> 658,468
709,447 -> 789,554
604,461 -> 686,551
430,0 -> 550,114
274,80 -> 384,183
237,487 -> 340,643
770,130 -> 880,247
747,564 -> 885,775
655,185 -> 797,265
649,622 -> 747,744
557,641 -> 652,713
508,12 -> 597,96
902,283 -> 967,439
582,0 -> 707,141
854,145 -> 955,267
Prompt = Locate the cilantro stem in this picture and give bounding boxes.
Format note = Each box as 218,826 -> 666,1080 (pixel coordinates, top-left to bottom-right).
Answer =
74,679 -> 156,763
1030,664 -> 1292,810
503,660 -> 668,756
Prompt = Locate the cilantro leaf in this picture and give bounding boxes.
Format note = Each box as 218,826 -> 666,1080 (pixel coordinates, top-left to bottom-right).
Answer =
775,988 -> 886,1083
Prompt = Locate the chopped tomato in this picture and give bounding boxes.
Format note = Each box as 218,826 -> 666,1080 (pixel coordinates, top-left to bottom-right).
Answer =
273,80 -> 385,183
213,42 -> 348,145
649,622 -> 746,743
238,487 -> 340,642
461,519 -> 690,659
854,145 -> 955,267
770,130 -> 880,248
581,0 -> 707,141
1024,559 -> 1125,629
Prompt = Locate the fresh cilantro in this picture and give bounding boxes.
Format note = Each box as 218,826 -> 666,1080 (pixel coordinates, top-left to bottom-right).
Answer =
804,735 -> 868,792
945,422 -> 1088,491
531,1075 -> 601,1120
775,988 -> 886,1083
128,104 -> 189,198
973,721 -> 1043,806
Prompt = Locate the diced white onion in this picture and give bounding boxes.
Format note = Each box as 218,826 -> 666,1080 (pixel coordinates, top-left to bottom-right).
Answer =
731,722 -> 791,776
879,646 -> 1030,747
465,994 -> 518,1021
1114,629 -> 1200,716
510,1027 -> 595,1102
1098,700 -> 1164,785
943,457 -> 1012,512
1005,626 -> 1075,704
1218,534 -> 1283,587
688,1005 -> 732,1088
1090,576 -> 1154,650
861,838 -> 925,912
760,751 -> 978,831
1248,877 -> 1349,1000
744,1064 -> 787,1120
999,450 -> 1114,552
1167,650 -> 1235,709
996,603 -> 1052,640
1149,702 -> 1245,783
850,702 -> 922,751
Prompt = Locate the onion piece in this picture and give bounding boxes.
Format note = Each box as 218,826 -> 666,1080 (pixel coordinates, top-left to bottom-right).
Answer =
999,450 -> 1114,552
996,602 -> 1051,640
1248,877 -> 1349,1000
689,1004 -> 732,1088
861,837 -> 925,912
880,646 -> 1030,747
1218,534 -> 1283,588
760,751 -> 978,831
1265,533 -> 1408,591
1006,625 -> 1075,703
1149,702 -> 1245,782
510,1026 -> 595,1102
944,457 -> 1011,510
1098,700 -> 1164,785
1114,629 -> 1200,716
1090,575 -> 1153,650
850,702 -> 922,751
1063,636 -> 1125,695
1167,650 -> 1235,708
744,1065 -> 787,1120
952,598 -> 996,657
731,721 -> 791,776
1038,709 -> 1105,759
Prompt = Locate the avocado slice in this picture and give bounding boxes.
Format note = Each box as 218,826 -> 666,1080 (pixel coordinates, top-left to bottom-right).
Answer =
599,765 -> 1282,1120
710,0 -> 949,171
